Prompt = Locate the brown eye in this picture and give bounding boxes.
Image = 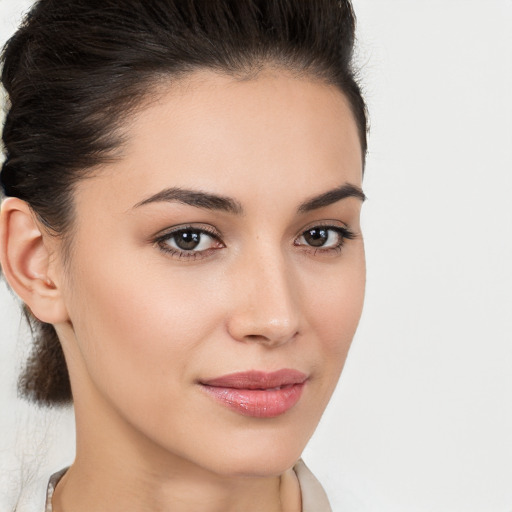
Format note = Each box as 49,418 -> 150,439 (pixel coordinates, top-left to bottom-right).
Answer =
173,229 -> 202,250
295,225 -> 355,253
303,228 -> 329,247
158,227 -> 223,256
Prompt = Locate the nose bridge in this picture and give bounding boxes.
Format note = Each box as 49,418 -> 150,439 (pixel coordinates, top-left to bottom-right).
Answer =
227,243 -> 301,346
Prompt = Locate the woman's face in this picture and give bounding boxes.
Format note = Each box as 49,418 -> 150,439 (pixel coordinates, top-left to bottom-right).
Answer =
54,69 -> 365,477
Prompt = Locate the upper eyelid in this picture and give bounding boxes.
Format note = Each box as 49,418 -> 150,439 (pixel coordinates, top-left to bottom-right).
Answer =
154,223 -> 221,240
298,219 -> 349,230
295,220 -> 351,239
152,220 -> 353,244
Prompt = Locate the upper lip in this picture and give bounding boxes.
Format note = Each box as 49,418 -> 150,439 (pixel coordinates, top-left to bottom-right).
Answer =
201,369 -> 308,389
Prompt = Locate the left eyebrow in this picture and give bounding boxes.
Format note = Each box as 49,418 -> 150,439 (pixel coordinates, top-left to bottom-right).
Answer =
297,183 -> 366,213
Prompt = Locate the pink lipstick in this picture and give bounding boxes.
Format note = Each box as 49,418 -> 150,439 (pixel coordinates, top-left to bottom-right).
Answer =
200,369 -> 307,418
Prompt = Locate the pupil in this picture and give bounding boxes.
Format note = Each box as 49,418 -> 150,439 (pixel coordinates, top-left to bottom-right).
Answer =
304,228 -> 328,247
175,230 -> 201,250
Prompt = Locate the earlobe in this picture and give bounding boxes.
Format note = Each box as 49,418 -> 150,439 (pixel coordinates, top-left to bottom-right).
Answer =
0,197 -> 69,324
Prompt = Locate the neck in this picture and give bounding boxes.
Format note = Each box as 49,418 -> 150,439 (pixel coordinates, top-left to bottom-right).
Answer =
51,383 -> 301,512
53,464 -> 296,512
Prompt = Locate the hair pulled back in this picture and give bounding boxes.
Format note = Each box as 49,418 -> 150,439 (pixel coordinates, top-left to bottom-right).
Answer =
0,0 -> 367,406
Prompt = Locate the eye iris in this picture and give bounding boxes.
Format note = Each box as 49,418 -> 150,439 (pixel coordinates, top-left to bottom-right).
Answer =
304,228 -> 329,247
175,230 -> 201,250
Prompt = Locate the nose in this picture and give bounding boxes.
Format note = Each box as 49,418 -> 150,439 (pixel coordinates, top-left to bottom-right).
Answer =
226,250 -> 301,347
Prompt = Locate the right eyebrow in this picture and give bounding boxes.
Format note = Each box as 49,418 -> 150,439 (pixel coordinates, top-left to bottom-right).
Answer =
297,183 -> 366,213
132,187 -> 244,215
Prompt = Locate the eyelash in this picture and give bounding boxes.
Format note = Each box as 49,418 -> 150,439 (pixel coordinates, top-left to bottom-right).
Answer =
154,224 -> 355,260
294,224 -> 356,255
154,225 -> 223,260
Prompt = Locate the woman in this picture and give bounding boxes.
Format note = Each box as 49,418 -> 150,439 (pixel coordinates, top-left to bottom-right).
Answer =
0,1 -> 367,510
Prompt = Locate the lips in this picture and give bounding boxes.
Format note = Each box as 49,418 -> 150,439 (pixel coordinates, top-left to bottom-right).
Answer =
200,369 -> 307,418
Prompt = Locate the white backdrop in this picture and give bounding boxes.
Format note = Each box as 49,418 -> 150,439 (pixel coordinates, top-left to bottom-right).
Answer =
1,1 -> 511,510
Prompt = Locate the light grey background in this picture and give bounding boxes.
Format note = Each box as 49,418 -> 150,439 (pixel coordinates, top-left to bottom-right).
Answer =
1,1 -> 511,510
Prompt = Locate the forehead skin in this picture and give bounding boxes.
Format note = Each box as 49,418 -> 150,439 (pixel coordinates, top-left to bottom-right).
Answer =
78,69 -> 363,215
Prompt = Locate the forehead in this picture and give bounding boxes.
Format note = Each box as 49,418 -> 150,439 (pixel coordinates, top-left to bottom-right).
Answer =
76,69 -> 363,213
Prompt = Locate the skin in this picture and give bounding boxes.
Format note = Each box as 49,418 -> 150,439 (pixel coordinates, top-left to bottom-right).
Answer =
1,69 -> 365,512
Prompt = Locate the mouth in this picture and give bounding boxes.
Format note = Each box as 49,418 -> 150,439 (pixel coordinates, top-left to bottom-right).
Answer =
199,369 -> 308,418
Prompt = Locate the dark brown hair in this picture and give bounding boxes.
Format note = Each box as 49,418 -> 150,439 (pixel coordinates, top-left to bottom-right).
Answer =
0,0 -> 367,406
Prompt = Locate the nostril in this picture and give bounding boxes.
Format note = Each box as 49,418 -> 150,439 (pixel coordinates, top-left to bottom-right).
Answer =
244,334 -> 273,344
242,330 -> 299,346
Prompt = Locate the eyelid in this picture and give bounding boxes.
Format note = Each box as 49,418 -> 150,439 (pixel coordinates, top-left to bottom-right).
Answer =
152,222 -> 221,240
294,220 -> 356,255
153,223 -> 225,260
297,219 -> 350,233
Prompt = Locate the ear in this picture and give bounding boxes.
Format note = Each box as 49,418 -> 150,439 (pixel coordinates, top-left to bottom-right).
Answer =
0,197 -> 69,324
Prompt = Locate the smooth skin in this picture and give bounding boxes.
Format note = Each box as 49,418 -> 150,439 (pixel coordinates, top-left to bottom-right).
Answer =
0,69 -> 365,512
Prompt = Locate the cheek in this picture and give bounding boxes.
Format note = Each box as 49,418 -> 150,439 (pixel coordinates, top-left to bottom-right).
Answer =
300,245 -> 365,401
306,249 -> 365,348
63,246 -> 226,403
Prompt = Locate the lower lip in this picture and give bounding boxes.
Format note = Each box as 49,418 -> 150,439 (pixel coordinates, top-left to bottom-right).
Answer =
200,382 -> 305,418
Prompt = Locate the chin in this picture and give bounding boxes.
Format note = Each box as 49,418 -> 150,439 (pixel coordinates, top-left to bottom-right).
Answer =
197,430 -> 310,478
213,453 -> 303,479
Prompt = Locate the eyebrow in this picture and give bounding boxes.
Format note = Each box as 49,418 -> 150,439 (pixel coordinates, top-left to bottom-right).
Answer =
133,187 -> 243,214
133,182 -> 365,214
297,183 -> 366,213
